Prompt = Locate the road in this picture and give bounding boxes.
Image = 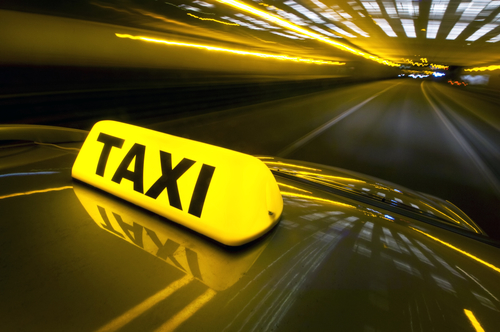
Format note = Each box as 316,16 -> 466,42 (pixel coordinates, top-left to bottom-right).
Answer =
145,79 -> 500,240
2,77 -> 499,240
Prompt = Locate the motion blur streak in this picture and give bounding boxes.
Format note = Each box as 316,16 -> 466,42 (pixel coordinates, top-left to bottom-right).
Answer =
441,205 -> 480,234
186,13 -> 239,26
420,201 -> 462,225
464,309 -> 485,332
410,227 -> 500,274
34,141 -> 81,151
276,182 -> 313,194
465,65 -> 500,72
0,186 -> 73,200
154,288 -> 217,332
262,161 -> 322,171
280,192 -> 356,208
95,275 -> 194,332
115,33 -> 345,65
292,171 -> 365,183
216,0 -> 399,66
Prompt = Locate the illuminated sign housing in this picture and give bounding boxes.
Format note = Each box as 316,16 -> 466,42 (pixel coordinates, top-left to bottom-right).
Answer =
72,121 -> 283,246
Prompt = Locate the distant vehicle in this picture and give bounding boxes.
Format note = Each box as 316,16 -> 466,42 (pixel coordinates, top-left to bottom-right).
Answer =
1,122 -> 499,331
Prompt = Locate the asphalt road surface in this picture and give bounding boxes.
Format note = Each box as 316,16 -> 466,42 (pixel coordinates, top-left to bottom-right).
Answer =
146,79 -> 500,241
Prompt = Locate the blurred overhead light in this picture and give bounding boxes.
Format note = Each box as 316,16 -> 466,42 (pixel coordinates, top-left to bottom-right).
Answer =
235,13 -> 279,29
193,0 -> 215,8
284,0 -> 325,24
216,0 -> 399,65
342,21 -> 370,37
310,25 -> 341,38
373,19 -> 398,37
397,0 -> 419,18
446,22 -> 469,39
461,1 -> 489,21
361,1 -> 383,16
221,16 -> 264,29
427,20 -> 441,38
466,23 -> 499,41
429,0 -> 449,19
115,33 -> 345,65
401,19 -> 417,38
487,33 -> 500,42
270,31 -> 302,39
383,2 -> 399,18
326,24 -> 357,38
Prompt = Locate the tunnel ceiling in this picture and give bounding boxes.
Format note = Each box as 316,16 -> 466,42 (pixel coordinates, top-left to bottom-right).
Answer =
2,0 -> 500,69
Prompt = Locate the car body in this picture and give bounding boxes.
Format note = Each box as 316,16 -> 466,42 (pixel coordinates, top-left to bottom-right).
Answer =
1,124 -> 500,331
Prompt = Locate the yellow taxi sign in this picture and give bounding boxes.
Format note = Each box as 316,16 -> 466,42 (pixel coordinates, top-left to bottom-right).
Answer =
72,121 -> 283,246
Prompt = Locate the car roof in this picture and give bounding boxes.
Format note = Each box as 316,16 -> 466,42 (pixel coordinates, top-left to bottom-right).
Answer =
1,127 -> 500,331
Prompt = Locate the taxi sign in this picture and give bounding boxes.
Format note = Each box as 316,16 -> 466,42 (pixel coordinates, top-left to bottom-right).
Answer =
72,120 -> 283,246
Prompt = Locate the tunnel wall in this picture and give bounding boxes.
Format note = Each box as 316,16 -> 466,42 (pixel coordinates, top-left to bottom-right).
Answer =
0,9 -> 399,94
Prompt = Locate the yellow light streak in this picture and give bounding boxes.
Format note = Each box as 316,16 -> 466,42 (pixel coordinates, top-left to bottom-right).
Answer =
276,182 -> 312,194
431,64 -> 448,70
263,161 -> 322,171
420,200 -> 481,234
464,309 -> 485,332
410,227 -> 500,274
420,201 -> 461,225
115,33 -> 345,65
402,59 -> 448,70
91,2 -> 133,14
292,171 -> 366,183
34,141 -> 81,151
465,65 -> 500,72
441,204 -> 480,233
95,275 -> 194,332
154,288 -> 217,332
0,186 -> 73,200
280,191 -> 356,208
187,13 -> 239,26
446,200 -> 482,234
216,0 -> 400,66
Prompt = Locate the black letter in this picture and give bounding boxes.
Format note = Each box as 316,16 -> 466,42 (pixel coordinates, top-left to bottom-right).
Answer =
97,205 -> 124,238
146,228 -> 185,270
145,151 -> 195,210
186,248 -> 202,280
188,164 -> 215,218
111,143 -> 146,193
96,133 -> 124,176
113,212 -> 144,248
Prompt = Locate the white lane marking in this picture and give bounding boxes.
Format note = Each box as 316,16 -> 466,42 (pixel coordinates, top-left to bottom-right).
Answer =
421,82 -> 500,199
276,82 -> 401,157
